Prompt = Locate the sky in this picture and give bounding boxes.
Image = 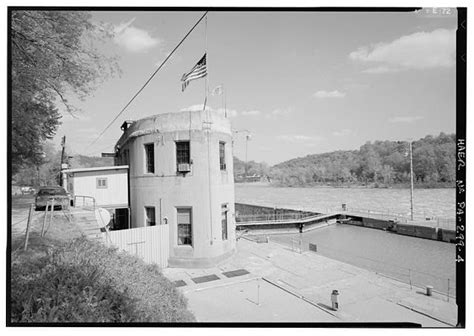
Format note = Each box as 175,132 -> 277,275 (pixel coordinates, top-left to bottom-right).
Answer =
54,9 -> 457,165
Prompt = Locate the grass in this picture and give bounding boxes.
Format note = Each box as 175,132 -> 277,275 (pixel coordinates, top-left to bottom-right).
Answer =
10,210 -> 195,323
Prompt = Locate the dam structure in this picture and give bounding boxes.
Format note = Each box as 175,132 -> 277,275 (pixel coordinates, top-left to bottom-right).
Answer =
115,110 -> 236,268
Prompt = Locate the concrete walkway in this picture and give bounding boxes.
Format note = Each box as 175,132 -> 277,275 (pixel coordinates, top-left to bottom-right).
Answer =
163,239 -> 457,326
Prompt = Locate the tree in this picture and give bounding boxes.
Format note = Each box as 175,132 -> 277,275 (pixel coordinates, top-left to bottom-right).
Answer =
10,10 -> 119,174
359,142 -> 382,183
13,142 -> 61,186
436,142 -> 456,182
413,143 -> 437,183
261,133 -> 455,187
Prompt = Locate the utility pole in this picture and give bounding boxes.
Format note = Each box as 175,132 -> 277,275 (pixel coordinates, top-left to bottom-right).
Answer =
245,134 -> 250,178
409,140 -> 414,221
232,129 -> 251,180
60,136 -> 68,190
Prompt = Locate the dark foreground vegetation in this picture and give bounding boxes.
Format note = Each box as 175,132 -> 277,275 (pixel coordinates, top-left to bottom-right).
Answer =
10,216 -> 194,323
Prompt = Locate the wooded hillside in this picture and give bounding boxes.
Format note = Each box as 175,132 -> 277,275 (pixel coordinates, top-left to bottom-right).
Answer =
268,133 -> 455,187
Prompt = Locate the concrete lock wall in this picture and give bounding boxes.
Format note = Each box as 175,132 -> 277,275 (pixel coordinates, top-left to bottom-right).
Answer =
116,110 -> 236,268
235,203 -> 317,219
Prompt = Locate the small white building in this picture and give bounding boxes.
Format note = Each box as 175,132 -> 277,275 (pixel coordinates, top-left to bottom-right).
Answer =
63,165 -> 130,229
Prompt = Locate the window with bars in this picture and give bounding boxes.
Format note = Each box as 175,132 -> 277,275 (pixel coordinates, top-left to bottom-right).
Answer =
177,207 -> 192,246
144,143 -> 154,173
145,207 -> 156,226
96,177 -> 108,189
221,204 -> 228,240
219,141 -> 226,170
176,141 -> 190,164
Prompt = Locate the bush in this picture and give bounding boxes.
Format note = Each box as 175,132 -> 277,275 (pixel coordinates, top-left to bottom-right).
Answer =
11,237 -> 195,323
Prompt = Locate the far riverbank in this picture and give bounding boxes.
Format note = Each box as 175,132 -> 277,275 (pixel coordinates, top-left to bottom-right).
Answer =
236,181 -> 455,189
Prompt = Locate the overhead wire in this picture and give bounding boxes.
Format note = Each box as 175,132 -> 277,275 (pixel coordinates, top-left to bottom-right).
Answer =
87,11 -> 209,149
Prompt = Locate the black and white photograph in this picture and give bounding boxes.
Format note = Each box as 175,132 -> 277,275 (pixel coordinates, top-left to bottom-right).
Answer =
7,4 -> 467,328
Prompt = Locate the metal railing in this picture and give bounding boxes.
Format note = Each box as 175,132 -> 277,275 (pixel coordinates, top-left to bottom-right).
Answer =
73,195 -> 96,210
235,212 -> 317,223
236,204 -> 454,229
339,206 -> 455,230
44,195 -> 71,210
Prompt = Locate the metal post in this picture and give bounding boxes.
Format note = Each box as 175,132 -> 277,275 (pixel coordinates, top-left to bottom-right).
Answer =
245,135 -> 249,178
60,135 -> 66,186
49,198 -> 55,231
24,204 -> 34,251
61,206 -> 72,223
41,201 -> 49,237
409,141 -> 414,221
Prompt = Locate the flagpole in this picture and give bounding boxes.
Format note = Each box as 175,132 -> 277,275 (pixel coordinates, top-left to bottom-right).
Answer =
224,85 -> 227,118
204,14 -> 208,112
222,84 -> 225,117
204,13 -> 213,245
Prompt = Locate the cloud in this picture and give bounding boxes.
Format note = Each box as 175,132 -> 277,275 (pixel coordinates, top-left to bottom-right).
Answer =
180,104 -> 211,112
241,110 -> 262,116
216,108 -> 238,118
277,134 -> 323,144
361,66 -> 401,74
389,116 -> 424,123
350,29 -> 455,71
114,18 -> 161,53
313,90 -> 346,99
333,129 -> 354,137
265,107 -> 294,119
179,105 -> 238,118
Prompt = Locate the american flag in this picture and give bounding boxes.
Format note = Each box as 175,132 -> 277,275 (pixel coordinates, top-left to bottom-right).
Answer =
181,54 -> 207,92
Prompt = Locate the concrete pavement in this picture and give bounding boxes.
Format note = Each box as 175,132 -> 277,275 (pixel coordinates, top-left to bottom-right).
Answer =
163,238 -> 457,326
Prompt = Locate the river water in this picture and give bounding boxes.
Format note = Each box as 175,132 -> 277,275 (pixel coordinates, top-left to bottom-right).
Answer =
235,183 -> 455,219
235,184 -> 456,295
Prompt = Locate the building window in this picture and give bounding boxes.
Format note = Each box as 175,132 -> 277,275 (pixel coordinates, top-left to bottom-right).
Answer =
176,141 -> 190,165
145,207 -> 156,226
177,207 -> 192,246
96,177 -> 108,189
144,143 -> 154,173
176,141 -> 191,173
219,141 -> 226,170
221,204 -> 228,240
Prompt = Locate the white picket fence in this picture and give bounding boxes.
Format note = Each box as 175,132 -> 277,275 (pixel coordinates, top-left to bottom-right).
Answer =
105,225 -> 169,268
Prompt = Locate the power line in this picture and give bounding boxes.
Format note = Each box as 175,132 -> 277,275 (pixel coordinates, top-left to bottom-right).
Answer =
87,11 -> 209,149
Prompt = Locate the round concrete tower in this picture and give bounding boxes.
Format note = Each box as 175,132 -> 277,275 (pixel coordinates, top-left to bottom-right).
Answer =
115,110 -> 235,267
